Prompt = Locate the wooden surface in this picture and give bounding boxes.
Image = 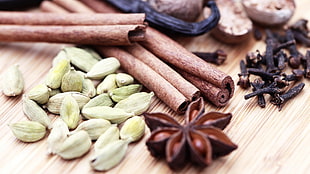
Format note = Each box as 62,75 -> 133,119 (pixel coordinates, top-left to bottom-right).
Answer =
0,1 -> 309,174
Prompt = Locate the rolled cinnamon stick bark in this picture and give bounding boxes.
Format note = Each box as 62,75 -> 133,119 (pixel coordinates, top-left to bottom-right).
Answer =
0,24 -> 146,45
0,12 -> 145,26
125,43 -> 201,101
53,0 -> 94,13
97,46 -> 189,113
177,70 -> 231,107
78,0 -> 234,100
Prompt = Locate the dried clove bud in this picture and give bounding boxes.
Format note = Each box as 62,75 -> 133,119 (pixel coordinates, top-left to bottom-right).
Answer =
237,60 -> 250,89
193,49 -> 227,65
250,79 -> 266,108
244,83 -> 280,100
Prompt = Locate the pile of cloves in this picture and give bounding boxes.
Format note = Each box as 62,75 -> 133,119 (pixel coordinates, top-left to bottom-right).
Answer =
237,19 -> 309,110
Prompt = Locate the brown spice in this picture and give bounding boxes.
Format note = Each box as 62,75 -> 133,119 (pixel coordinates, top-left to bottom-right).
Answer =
0,24 -> 146,46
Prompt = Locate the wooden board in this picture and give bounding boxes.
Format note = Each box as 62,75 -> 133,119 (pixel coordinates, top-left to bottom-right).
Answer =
0,1 -> 309,173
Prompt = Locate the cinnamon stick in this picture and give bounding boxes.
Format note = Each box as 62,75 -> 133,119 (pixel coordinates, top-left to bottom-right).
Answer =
125,43 -> 201,101
177,70 -> 231,107
53,0 -> 94,13
0,12 -> 145,26
0,24 -> 146,45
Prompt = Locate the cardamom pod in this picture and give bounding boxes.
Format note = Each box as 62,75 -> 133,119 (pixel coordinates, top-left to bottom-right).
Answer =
61,68 -> 84,92
64,47 -> 99,72
52,49 -> 69,67
9,121 -> 46,143
120,116 -> 145,143
28,84 -> 50,104
86,57 -> 120,80
47,92 -> 90,114
22,95 -> 52,129
48,88 -> 61,97
81,78 -> 96,98
83,93 -> 114,109
91,140 -> 129,171
96,74 -> 117,94
60,95 -> 81,129
94,125 -> 120,153
56,130 -> 91,160
109,84 -> 142,102
82,47 -> 102,60
45,58 -> 70,89
114,92 -> 154,115
69,119 -> 111,140
47,118 -> 69,154
115,73 -> 134,87
82,106 -> 134,124
1,64 -> 24,96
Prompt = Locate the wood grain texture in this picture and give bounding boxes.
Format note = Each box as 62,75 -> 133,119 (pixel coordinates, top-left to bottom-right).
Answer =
0,1 -> 309,173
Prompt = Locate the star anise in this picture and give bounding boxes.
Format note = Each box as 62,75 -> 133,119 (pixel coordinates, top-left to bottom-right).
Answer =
143,97 -> 237,170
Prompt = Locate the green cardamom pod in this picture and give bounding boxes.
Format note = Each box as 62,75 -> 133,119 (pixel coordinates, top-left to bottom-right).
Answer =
28,84 -> 50,104
83,93 -> 114,109
45,58 -> 70,89
94,125 -> 120,153
115,73 -> 134,87
114,92 -> 154,115
120,116 -> 145,143
81,78 -> 96,98
52,49 -> 69,67
47,118 -> 69,154
81,47 -> 102,60
22,95 -> 52,129
96,74 -> 117,94
109,84 -> 142,102
1,64 -> 24,96
61,68 -> 84,92
60,95 -> 81,129
48,88 -> 61,97
64,47 -> 99,72
91,140 -> 129,171
56,130 -> 91,160
82,106 -> 134,124
86,57 -> 120,80
69,119 -> 111,140
9,121 -> 46,143
47,92 -> 90,114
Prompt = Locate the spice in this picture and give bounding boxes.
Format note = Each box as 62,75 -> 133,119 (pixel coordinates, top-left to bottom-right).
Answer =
271,83 -> 305,110
120,116 -> 145,143
96,74 -> 117,94
1,64 -> 24,96
144,98 -> 237,170
56,130 -> 92,160
61,68 -> 84,92
69,119 -> 111,140
115,73 -> 134,87
9,121 -> 46,143
250,79 -> 266,108
59,95 -> 81,129
305,50 -> 310,78
193,49 -> 227,65
91,139 -> 129,171
28,84 -> 50,104
45,58 -> 70,89
86,57 -> 120,80
237,60 -> 250,89
22,95 -> 52,129
104,0 -> 220,36
109,84 -> 142,102
47,118 -> 69,154
94,126 -> 120,152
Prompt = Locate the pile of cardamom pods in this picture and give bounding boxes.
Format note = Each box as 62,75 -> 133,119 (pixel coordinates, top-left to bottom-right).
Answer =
7,46 -> 154,171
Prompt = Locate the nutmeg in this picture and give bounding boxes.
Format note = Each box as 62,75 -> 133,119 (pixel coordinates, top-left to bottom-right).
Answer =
242,0 -> 296,26
147,0 -> 203,22
204,0 -> 253,44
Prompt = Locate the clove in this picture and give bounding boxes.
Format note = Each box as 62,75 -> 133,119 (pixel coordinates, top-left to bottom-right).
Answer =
274,50 -> 287,70
193,49 -> 227,65
282,69 -> 305,81
305,50 -> 310,78
244,83 -> 280,100
247,68 -> 278,82
265,37 -> 277,72
237,60 -> 250,89
250,78 -> 266,108
271,83 -> 305,111
286,29 -> 303,69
